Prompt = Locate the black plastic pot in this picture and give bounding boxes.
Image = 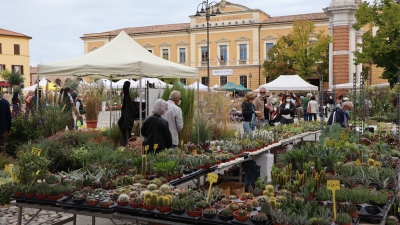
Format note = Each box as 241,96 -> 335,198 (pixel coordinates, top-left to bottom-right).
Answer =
203,213 -> 217,219
250,215 -> 268,225
218,213 -> 233,221
365,206 -> 381,215
172,209 -> 185,215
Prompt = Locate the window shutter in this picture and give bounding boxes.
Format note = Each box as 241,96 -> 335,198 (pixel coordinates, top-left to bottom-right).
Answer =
12,65 -> 15,71
14,44 -> 20,55
0,43 -> 2,54
21,65 -> 24,74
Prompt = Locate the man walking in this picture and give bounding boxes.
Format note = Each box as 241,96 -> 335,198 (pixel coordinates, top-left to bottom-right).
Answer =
254,88 -> 273,129
0,93 -> 12,153
328,101 -> 354,128
162,91 -> 183,147
302,93 -> 311,121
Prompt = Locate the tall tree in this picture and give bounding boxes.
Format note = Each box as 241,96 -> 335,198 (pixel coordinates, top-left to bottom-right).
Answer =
353,0 -> 400,86
263,20 -> 331,81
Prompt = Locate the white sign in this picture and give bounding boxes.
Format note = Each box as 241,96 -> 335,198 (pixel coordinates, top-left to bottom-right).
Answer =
212,69 -> 233,76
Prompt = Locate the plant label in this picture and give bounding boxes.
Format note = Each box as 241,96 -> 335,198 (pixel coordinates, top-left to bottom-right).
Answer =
32,148 -> 42,156
4,164 -> 13,172
153,144 -> 158,154
145,145 -> 149,152
327,180 -> 340,220
206,173 -> 218,203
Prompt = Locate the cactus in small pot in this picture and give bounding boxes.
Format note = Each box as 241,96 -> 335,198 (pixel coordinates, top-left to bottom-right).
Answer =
150,193 -> 158,206
245,203 -> 253,212
117,194 -> 129,202
129,191 -> 139,199
251,212 -> 268,221
147,184 -> 157,191
74,178 -> 83,190
203,208 -> 217,215
142,155 -> 147,175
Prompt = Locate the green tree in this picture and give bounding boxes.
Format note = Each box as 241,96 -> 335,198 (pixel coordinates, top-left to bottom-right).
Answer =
263,20 -> 331,80
7,70 -> 24,93
0,69 -> 10,81
353,0 -> 400,86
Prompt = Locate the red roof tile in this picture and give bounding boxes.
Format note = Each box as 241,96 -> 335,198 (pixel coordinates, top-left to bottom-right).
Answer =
262,12 -> 328,24
110,23 -> 190,36
30,66 -> 37,74
0,28 -> 31,38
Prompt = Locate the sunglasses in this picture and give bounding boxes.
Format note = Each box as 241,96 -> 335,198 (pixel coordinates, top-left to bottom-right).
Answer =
260,92 -> 265,94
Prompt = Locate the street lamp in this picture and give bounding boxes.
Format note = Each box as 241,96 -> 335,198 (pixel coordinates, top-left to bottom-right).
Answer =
195,1 -> 221,91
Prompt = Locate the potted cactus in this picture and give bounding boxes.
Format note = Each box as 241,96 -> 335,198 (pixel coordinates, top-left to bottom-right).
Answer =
100,198 -> 114,208
36,183 -> 50,200
86,194 -> 100,207
143,193 -> 157,211
233,209 -> 250,222
218,208 -> 233,221
48,186 -> 63,201
186,198 -> 203,217
171,198 -> 188,215
117,194 -> 129,206
72,192 -> 86,204
13,185 -> 26,197
156,195 -> 172,213
203,208 -> 217,219
250,212 -> 268,225
25,186 -> 38,199
129,197 -> 143,209
336,213 -> 352,225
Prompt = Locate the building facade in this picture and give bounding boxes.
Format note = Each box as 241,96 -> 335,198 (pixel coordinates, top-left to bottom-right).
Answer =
81,0 -> 386,90
0,28 -> 31,88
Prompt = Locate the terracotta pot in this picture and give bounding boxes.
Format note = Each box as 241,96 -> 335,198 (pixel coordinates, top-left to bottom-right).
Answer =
62,192 -> 71,196
340,223 -> 352,225
172,175 -> 179,180
143,203 -> 156,211
178,173 -> 183,178
130,201 -> 143,208
86,120 -> 98,129
349,212 -> 358,218
25,193 -> 37,199
100,203 -> 111,208
186,208 -> 203,217
233,211 -> 250,222
157,206 -> 172,213
37,194 -> 48,200
117,200 -> 129,206
13,192 -> 24,197
49,195 -> 63,201
86,199 -> 99,206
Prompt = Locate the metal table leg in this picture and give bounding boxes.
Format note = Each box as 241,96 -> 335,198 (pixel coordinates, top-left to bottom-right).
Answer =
92,216 -> 95,225
25,208 -> 42,225
17,206 -> 22,225
73,214 -> 77,225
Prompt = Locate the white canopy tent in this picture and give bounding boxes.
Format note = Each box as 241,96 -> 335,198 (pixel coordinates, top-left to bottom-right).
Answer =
333,82 -> 390,90
36,31 -> 199,144
133,78 -> 170,89
211,84 -> 219,90
186,81 -> 208,91
23,77 -> 53,91
257,75 -> 318,91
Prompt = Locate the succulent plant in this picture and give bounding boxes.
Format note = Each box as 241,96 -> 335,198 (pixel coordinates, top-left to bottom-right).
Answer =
221,198 -> 230,205
236,209 -> 248,217
26,185 -> 38,194
75,178 -> 83,190
220,208 -> 232,216
131,197 -> 142,203
81,187 -> 92,196
252,212 -> 268,221
196,200 -> 210,209
228,203 -> 239,212
147,184 -> 157,191
245,203 -> 253,212
203,208 -> 217,215
129,191 -> 139,199
171,198 -> 188,210
335,213 -> 352,224
73,193 -> 86,200
117,194 -> 129,202
100,198 -> 114,205
260,202 -> 272,215
251,199 -> 259,208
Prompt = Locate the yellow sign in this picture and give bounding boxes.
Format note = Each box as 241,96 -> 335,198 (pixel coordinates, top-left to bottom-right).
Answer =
327,180 -> 340,220
327,180 -> 340,191
32,148 -> 42,156
145,145 -> 149,152
206,173 -> 219,203
234,132 -> 238,137
207,173 -> 218,183
4,164 -> 13,172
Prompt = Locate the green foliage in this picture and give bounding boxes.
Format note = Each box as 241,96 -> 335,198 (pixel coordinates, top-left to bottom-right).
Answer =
0,177 -> 15,205
16,150 -> 50,185
0,69 -> 10,81
0,153 -> 14,170
353,0 -> 400,85
162,81 -> 195,143
7,70 -> 24,86
63,79 -> 81,93
192,116 -> 214,144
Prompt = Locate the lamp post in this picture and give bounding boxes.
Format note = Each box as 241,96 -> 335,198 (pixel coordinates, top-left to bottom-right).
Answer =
195,1 -> 221,91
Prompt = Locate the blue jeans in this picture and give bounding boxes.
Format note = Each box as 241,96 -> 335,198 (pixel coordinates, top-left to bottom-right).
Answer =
303,108 -> 309,121
308,113 -> 317,121
243,122 -> 255,133
257,119 -> 269,130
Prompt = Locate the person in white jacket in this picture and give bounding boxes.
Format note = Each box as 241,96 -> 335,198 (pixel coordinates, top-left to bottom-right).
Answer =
162,91 -> 184,147
307,96 -> 319,121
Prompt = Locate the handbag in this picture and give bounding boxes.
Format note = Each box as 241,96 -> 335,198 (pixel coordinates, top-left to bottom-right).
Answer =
307,102 -> 311,114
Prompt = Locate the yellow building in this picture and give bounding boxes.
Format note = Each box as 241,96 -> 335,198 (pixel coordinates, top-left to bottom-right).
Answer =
81,0 -> 386,90
0,28 -> 31,88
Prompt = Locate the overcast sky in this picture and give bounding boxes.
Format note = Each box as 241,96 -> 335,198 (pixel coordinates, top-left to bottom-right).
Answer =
1,0 -> 373,67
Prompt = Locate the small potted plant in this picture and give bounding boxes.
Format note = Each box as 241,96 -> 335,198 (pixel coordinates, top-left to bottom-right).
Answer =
117,194 -> 129,206
347,204 -> 358,219
100,198 -> 114,208
386,215 -> 399,225
72,192 -> 86,204
25,186 -> 38,199
48,186 -> 63,201
221,198 -> 231,205
171,198 -> 187,215
370,192 -> 388,207
233,209 -> 250,222
156,196 -> 172,213
203,208 -> 217,219
196,200 -> 210,209
86,194 -> 100,206
37,183 -> 50,200
13,185 -> 26,197
250,212 -> 268,225
315,186 -> 332,202
350,188 -> 369,204
218,208 -> 233,221
186,198 -> 202,217
335,188 -> 350,203
336,213 -> 352,225
129,197 -> 143,209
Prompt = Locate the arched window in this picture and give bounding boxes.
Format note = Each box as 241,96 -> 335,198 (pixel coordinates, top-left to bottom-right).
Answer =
220,76 -> 227,86
239,75 -> 247,88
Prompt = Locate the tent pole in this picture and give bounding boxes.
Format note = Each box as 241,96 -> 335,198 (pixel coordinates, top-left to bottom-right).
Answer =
197,79 -> 200,145
109,78 -> 112,135
139,75 -> 143,155
37,74 -> 39,111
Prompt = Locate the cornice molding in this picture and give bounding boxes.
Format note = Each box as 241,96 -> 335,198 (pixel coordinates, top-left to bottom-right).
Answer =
235,36 -> 251,42
159,42 -> 171,47
216,38 -> 230,43
262,35 -> 277,41
176,41 -> 188,46
143,43 -> 154,48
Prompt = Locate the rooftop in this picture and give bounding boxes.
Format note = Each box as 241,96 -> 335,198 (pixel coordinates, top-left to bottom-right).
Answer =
0,28 -> 31,39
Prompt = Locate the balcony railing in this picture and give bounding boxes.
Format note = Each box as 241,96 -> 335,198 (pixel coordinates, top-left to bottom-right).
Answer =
239,60 -> 247,65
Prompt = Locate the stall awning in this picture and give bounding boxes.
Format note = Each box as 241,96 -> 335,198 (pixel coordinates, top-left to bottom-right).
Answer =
0,81 -> 10,87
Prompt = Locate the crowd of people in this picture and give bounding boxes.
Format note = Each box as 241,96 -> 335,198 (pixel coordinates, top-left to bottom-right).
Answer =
240,90 -> 354,132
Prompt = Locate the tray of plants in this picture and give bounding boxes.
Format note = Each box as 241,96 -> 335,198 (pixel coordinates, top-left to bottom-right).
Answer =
12,183 -> 69,206
57,188 -> 116,213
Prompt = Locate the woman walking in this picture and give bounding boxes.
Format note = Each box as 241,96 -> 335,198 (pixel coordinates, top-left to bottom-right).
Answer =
307,96 -> 319,121
11,92 -> 22,117
279,94 -> 296,124
241,92 -> 258,132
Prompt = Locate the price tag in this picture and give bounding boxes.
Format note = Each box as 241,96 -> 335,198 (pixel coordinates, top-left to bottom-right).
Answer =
145,145 -> 149,152
4,164 -> 13,172
206,173 -> 218,202
36,170 -> 40,175
153,144 -> 158,154
327,180 -> 340,220
32,148 -> 42,156
234,132 -> 238,137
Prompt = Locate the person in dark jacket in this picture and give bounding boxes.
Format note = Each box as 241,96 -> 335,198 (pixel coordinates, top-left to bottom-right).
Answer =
279,94 -> 296,124
118,81 -> 139,146
141,99 -> 172,154
60,87 -> 75,129
0,94 -> 12,153
328,101 -> 353,128
328,96 -> 334,112
241,92 -> 258,133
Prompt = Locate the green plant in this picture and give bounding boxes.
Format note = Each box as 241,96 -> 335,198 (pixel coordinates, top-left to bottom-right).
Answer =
37,183 -> 50,195
335,213 -> 352,224
172,198 -> 188,210
196,200 -> 210,209
270,209 -> 289,224
117,194 -> 129,202
370,192 -> 388,205
308,217 -> 330,225
252,212 -> 268,221
203,208 -> 217,215
25,185 -> 38,194
315,185 -> 332,201
0,178 -> 16,204
46,174 -> 58,185
260,202 -> 272,215
16,150 -> 49,185
350,188 -> 370,203
219,208 -> 232,216
48,186 -> 63,196
0,153 -> 14,170
335,188 -> 350,202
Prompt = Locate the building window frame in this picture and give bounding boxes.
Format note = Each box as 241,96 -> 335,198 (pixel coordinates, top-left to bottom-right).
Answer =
197,39 -> 209,67
216,38 -> 230,66
0,43 -> 2,54
143,43 -> 154,54
178,48 -> 186,64
235,36 -> 250,65
220,76 -> 227,86
159,42 -> 171,60
201,76 -> 209,86
262,35 -> 277,60
0,64 -> 5,73
14,44 -> 20,55
12,65 -> 24,74
239,75 -> 248,88
162,49 -> 169,60
180,78 -> 187,85
176,41 -> 188,65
